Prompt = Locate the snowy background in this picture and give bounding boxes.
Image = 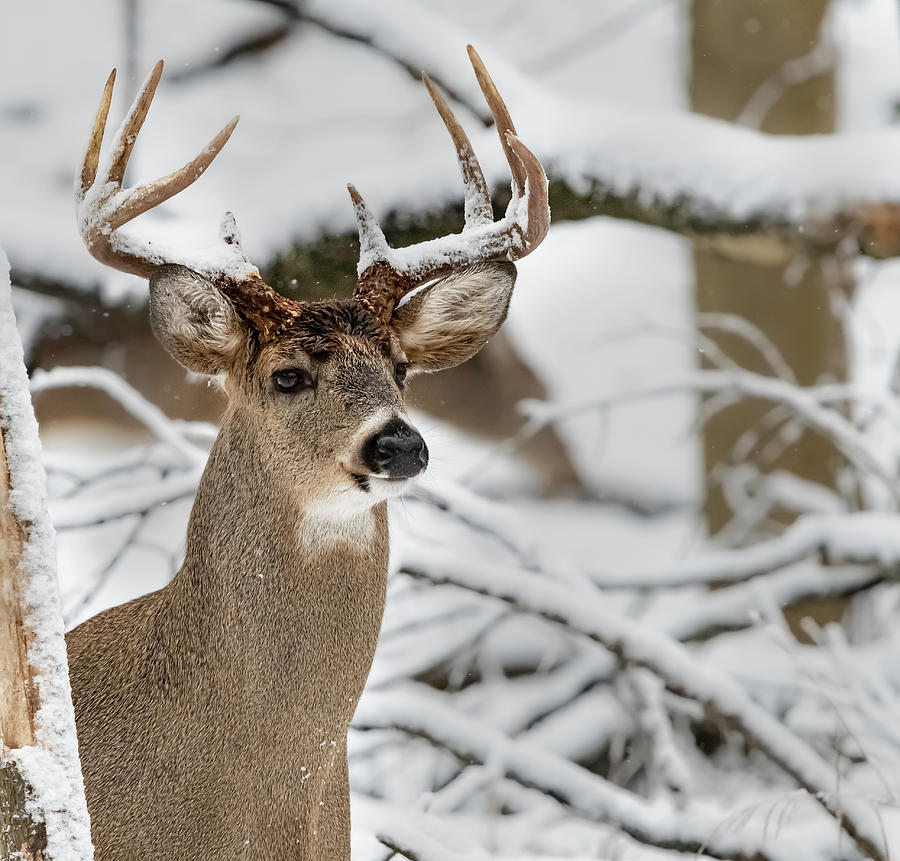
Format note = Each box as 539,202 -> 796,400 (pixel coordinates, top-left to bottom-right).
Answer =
6,0 -> 900,858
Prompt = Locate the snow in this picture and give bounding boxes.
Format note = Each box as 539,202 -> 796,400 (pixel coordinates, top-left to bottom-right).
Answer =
5,0 -> 900,304
521,367 -> 900,500
30,358 -> 900,858
393,547 -> 891,858
585,511 -> 900,589
0,244 -> 93,858
507,217 -> 698,502
11,2 -> 900,858
356,685 -> 735,856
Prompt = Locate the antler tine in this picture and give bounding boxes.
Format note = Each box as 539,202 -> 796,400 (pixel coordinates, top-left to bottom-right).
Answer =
79,69 -> 116,197
347,183 -> 391,263
75,60 -> 307,341
466,45 -> 526,197
351,46 -> 550,325
77,61 -> 252,283
103,60 -> 164,188
506,132 -> 551,250
422,72 -> 493,228
107,116 -> 239,232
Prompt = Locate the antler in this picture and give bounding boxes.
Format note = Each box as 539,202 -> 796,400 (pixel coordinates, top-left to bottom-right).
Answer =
77,61 -> 239,278
350,45 -> 550,324
78,51 -> 549,339
76,60 -> 306,338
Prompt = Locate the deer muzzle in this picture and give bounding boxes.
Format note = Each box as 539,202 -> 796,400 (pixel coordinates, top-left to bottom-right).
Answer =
361,418 -> 429,480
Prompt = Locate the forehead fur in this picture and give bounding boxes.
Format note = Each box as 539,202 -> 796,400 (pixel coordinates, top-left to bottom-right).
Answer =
263,298 -> 392,360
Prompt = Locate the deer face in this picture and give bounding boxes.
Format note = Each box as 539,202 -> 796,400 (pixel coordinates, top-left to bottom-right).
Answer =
149,262 -> 516,509
78,48 -> 546,516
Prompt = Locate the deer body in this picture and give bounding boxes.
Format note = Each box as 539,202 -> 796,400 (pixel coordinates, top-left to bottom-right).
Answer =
69,416 -> 388,858
66,50 -> 548,859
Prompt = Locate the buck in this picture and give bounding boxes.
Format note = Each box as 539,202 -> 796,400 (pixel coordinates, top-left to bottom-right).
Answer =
65,48 -> 548,859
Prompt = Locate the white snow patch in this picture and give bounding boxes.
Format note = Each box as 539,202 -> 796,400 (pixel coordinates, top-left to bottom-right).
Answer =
0,244 -> 93,858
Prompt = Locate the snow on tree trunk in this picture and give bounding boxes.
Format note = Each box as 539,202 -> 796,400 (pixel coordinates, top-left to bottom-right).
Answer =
0,244 -> 93,860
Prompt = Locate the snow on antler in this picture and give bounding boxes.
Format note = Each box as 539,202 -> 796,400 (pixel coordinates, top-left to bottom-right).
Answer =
350,46 -> 550,323
76,60 -> 255,285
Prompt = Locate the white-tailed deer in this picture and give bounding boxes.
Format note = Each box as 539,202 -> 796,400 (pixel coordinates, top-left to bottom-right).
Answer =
66,48 -> 548,859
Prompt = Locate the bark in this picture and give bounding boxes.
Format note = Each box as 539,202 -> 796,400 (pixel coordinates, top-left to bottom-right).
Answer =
0,429 -> 35,750
0,424 -> 46,861
0,254 -> 93,860
0,760 -> 46,860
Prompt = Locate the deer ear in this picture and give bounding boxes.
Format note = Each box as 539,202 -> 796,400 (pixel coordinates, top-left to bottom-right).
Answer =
389,262 -> 516,372
149,264 -> 246,375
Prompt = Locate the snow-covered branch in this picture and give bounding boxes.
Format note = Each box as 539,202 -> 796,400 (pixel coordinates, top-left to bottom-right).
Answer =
519,369 -> 900,498
398,545 -> 889,861
30,366 -> 208,469
376,817 -> 490,861
587,511 -> 900,589
302,0 -> 900,262
356,686 -> 779,859
49,467 -> 202,530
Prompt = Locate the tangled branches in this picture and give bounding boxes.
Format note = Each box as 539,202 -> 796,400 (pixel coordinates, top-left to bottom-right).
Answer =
39,359 -> 900,861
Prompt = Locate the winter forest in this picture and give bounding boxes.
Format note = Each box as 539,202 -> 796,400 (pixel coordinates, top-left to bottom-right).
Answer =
7,0 -> 900,859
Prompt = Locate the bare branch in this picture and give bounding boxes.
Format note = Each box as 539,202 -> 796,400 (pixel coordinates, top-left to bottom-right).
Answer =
398,548 -> 889,861
518,369 -> 900,500
357,686 -> 762,859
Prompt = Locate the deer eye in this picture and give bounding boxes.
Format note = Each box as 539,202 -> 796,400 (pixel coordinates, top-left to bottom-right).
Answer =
273,368 -> 314,393
394,362 -> 409,388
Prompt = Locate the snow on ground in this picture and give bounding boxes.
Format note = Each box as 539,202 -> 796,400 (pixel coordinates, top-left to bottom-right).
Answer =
10,1 -> 900,858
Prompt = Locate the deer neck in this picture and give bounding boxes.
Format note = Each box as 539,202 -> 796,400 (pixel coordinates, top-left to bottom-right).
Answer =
164,417 -> 389,726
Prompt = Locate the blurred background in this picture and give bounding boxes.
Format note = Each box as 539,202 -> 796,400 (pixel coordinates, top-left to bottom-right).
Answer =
7,0 -> 900,858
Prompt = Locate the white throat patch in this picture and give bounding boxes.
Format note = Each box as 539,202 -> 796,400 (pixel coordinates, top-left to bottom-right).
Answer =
298,496 -> 376,549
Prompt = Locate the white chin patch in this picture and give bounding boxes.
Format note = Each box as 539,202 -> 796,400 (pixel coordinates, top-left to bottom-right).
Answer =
365,476 -> 412,501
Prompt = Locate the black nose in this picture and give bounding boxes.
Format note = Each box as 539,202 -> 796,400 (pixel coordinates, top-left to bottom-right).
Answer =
361,418 -> 429,479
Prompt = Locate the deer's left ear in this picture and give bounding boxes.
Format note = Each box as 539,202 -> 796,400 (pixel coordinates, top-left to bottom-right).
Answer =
389,262 -> 516,372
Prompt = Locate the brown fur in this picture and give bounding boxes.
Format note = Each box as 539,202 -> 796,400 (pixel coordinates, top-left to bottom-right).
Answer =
65,261 -> 517,860
68,419 -> 388,858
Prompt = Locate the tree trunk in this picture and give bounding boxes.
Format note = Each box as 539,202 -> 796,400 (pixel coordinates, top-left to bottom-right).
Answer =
1,362 -> 48,861
690,0 -> 847,539
0,248 -> 93,860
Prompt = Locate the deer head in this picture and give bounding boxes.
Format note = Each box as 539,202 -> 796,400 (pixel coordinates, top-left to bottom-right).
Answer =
75,49 -> 549,514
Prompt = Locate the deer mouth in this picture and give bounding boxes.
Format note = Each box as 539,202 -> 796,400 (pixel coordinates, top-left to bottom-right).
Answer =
350,472 -> 412,495
351,473 -> 370,492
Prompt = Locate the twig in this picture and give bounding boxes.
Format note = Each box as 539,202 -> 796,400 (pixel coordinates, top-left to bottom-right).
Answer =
357,686 -> 751,859
518,369 -> 900,499
398,549 -> 889,860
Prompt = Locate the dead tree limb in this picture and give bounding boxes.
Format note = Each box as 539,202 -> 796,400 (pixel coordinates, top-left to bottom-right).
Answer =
0,246 -> 93,860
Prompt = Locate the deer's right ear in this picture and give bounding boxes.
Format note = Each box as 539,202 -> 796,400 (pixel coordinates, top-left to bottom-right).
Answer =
389,262 -> 517,372
149,264 -> 246,375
